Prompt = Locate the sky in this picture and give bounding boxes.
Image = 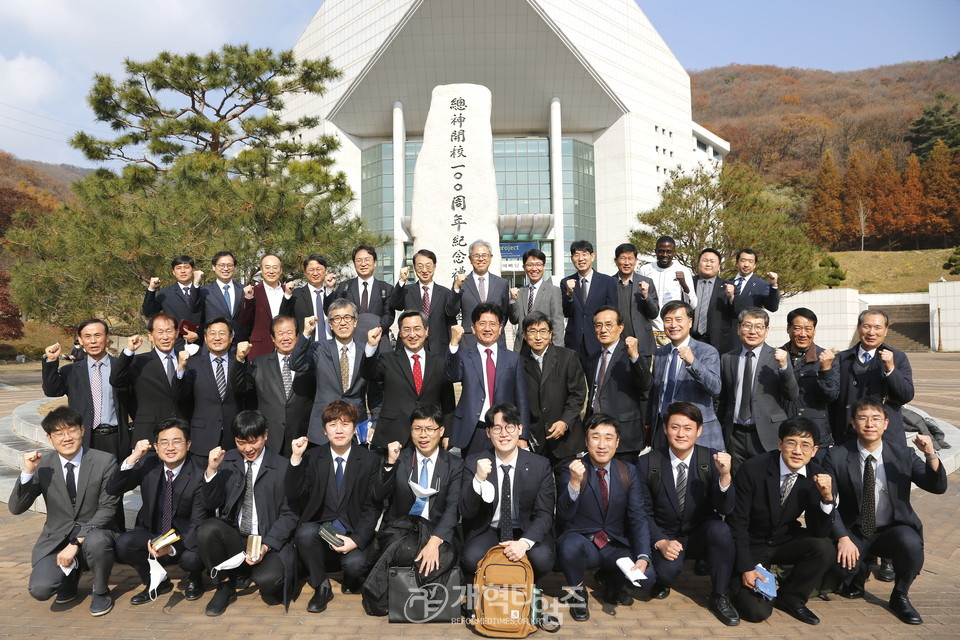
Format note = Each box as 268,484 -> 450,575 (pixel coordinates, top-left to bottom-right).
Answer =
1,0 -> 958,167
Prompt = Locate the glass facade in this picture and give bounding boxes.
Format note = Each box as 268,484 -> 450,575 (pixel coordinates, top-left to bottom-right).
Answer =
360,143 -> 395,277
494,138 -> 551,234
562,139 -> 596,250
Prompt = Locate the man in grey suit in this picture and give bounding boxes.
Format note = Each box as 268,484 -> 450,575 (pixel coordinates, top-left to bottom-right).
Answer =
8,407 -> 121,616
289,299 -> 382,445
613,243 -> 660,358
507,248 -> 564,351
447,239 -> 510,348
647,301 -> 723,451
719,307 -> 799,470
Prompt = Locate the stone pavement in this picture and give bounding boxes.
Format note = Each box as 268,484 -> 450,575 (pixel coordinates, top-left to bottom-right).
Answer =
0,355 -> 958,639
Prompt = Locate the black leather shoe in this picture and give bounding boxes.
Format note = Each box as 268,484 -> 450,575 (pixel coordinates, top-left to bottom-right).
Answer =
709,593 -> 740,626
775,602 -> 820,625
889,591 -> 922,625
90,590 -> 114,617
694,559 -> 710,576
565,587 -> 589,622
130,578 -> 173,605
341,578 -> 362,595
205,582 -> 237,617
307,585 -> 334,613
184,574 -> 204,601
837,581 -> 865,599
55,569 -> 82,604
650,583 -> 671,600
618,584 -> 634,606
876,560 -> 895,582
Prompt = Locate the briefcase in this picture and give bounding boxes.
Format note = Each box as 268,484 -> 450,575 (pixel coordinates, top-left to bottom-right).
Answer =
388,566 -> 462,623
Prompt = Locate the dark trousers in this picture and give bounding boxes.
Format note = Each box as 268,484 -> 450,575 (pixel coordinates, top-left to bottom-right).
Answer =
115,528 -> 203,585
28,529 -> 117,600
296,522 -> 371,589
729,425 -> 765,473
733,534 -> 834,622
651,519 -> 735,595
836,524 -> 923,594
462,528 -> 554,580
557,531 -> 655,589
195,519 -> 284,599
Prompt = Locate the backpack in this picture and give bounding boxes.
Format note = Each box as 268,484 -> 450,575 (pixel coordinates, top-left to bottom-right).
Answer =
468,546 -> 538,638
645,445 -> 712,497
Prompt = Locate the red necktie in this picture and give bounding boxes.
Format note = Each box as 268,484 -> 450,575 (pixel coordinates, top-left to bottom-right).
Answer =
485,348 -> 496,407
412,354 -> 423,395
593,468 -> 609,549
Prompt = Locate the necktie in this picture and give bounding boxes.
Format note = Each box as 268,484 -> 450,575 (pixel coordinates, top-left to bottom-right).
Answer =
660,347 -> 679,413
360,281 -> 369,314
861,455 -> 877,537
409,458 -> 431,516
592,349 -> 609,412
281,356 -> 293,399
183,287 -> 190,298
580,277 -> 588,303
737,351 -> 754,424
498,464 -> 512,542
223,284 -> 232,315
335,456 -> 345,494
422,286 -> 431,315
240,460 -> 254,535
91,361 -> 103,427
314,289 -> 324,339
215,356 -> 227,400
780,472 -> 798,507
412,354 -> 423,394
485,348 -> 496,407
862,352 -> 872,364
526,284 -> 535,315
735,277 -> 744,295
478,276 -> 486,302
676,462 -> 687,515
340,345 -> 350,392
696,280 -> 709,335
165,354 -> 176,387
160,469 -> 174,533
65,462 -> 77,506
594,468 -> 609,549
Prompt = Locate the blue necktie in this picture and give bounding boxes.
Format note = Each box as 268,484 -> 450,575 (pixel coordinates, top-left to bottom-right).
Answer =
660,347 -> 679,414
223,284 -> 232,314
862,352 -> 872,364
335,456 -> 344,494
735,277 -> 744,295
409,458 -> 431,516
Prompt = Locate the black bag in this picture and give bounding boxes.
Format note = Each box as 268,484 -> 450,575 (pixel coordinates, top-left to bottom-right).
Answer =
388,566 -> 462,623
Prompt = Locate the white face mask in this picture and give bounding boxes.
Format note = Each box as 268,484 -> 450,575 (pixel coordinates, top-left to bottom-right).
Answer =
147,557 -> 168,600
209,551 -> 246,579
408,480 -> 439,498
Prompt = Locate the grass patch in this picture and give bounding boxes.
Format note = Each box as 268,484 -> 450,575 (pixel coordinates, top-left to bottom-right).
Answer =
829,248 -> 959,294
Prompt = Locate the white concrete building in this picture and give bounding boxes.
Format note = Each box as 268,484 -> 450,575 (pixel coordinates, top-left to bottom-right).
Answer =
284,0 -> 729,283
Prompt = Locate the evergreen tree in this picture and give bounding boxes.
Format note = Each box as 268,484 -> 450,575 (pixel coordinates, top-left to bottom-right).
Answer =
906,93 -> 960,160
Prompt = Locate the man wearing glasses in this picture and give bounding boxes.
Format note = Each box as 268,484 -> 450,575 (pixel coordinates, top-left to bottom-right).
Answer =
328,245 -> 395,337
562,240 -> 619,369
447,239 -> 510,349
507,248 -> 563,351
282,253 -> 338,341
390,249 -> 458,354
289,299 -> 382,446
199,251 -> 253,341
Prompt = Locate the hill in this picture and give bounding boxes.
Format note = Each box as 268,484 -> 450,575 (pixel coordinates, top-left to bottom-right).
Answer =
0,151 -> 91,204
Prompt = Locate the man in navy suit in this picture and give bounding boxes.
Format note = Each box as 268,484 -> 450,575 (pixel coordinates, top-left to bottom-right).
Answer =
390,249 -> 457,354
556,413 -> 653,621
446,239 -> 510,349
281,253 -> 337,340
562,240 -> 618,369
444,303 -> 529,456
459,403 -> 555,581
142,255 -> 203,347
731,249 -> 779,315
647,301 -> 723,451
825,398 -> 946,625
637,402 -> 738,625
328,245 -> 395,337
691,248 -> 737,355
199,251 -> 253,341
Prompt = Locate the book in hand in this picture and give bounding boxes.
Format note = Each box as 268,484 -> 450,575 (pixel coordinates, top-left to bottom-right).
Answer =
753,564 -> 777,601
319,521 -> 346,547
177,319 -> 200,337
246,534 -> 263,562
150,529 -> 180,553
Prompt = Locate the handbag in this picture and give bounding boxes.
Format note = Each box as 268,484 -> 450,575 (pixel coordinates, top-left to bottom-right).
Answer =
388,566 -> 462,623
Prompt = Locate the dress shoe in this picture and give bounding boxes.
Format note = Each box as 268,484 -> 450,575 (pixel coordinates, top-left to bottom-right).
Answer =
130,578 -> 173,605
775,602 -> 820,625
618,584 -> 634,607
876,560 -> 895,582
341,578 -> 362,595
694,559 -> 710,576
565,587 -> 589,622
650,583 -> 671,600
307,585 -> 334,613
55,569 -> 82,604
205,582 -> 237,617
837,581 -> 865,599
90,590 -> 114,617
889,590 -> 922,625
183,574 -> 204,601
709,593 -> 740,626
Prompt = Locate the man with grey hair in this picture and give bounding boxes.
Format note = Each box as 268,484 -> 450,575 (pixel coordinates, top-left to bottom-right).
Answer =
446,239 -> 510,348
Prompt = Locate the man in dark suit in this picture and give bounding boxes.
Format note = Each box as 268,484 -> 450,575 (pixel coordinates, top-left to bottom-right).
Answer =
446,239 -> 510,349
718,307 -> 799,470
444,303 -> 530,456
647,301 -> 723,451
361,310 -> 455,450
520,311 -> 587,467
43,318 -> 129,458
612,242 -> 660,358
280,253 -> 337,341
825,398 -> 947,625
390,249 -> 457,354
556,413 -> 653,621
691,248 -> 737,355
199,251 -> 253,342
562,239 -> 619,369
286,401 -> 382,613
362,403 -> 464,616
179,317 -> 242,457
459,403 -> 555,581
831,309 -> 914,446
232,315 -> 315,457
731,249 -> 780,315
637,402 -> 738,625
328,245 -> 395,337
507,248 -> 564,351
782,308 -> 839,447
586,306 -> 652,460
141,255 -> 203,347
110,312 -> 186,444
196,410 -> 298,616
289,299 -> 382,445
9,407 -> 121,616
728,417 -> 836,625
243,255 -> 291,360
108,418 -> 207,604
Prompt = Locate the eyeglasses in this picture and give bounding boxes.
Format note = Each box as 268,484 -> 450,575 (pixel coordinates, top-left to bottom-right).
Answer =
854,415 -> 886,425
488,423 -> 519,435
781,439 -> 815,453
412,425 -> 442,435
525,329 -> 551,337
156,438 -> 186,448
214,262 -> 235,269
470,253 -> 491,260
739,323 -> 768,332
524,261 -> 545,268
330,315 -> 356,324
50,426 -> 82,441
593,322 -> 618,330
400,326 -> 425,335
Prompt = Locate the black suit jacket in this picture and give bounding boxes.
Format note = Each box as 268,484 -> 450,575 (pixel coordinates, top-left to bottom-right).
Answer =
831,343 -> 914,445
360,347 -> 455,448
280,285 -> 332,339
389,280 -> 457,355
284,445 -> 381,549
561,271 -> 619,363
329,277 -> 395,335
459,449 -> 555,547
199,280 -> 252,341
733,274 -> 780,314
782,343 -> 839,446
586,341 -> 652,452
142,283 -> 202,326
180,352 -> 242,455
373,448 -> 463,543
691,275 -> 737,355
110,350 -> 184,444
522,345 -> 587,461
727,451 -> 834,573
445,272 -> 511,340
616,275 -> 660,357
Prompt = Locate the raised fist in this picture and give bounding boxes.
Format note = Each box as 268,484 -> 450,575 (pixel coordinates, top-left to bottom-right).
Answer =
450,325 -> 465,346
303,316 -> 318,337
724,282 -> 735,299
367,327 -> 383,347
283,281 -> 295,296
675,271 -> 686,285
207,447 -> 225,474
509,287 -> 519,302
475,458 -> 493,483
44,343 -> 62,362
812,473 -> 833,502
235,341 -> 251,361
22,451 -> 42,475
818,349 -> 835,370
324,273 -> 337,289
766,272 -> 779,287
386,441 -> 401,465
399,266 -> 411,282
128,335 -> 143,352
879,348 -> 895,372
639,280 -> 650,298
565,279 -> 576,295
148,277 -> 161,291
774,348 -> 789,369
129,439 -> 152,463
178,349 -> 190,370
713,451 -> 732,476
243,284 -> 254,300
193,270 -> 204,286
677,345 -> 694,365
568,459 -> 586,488
290,437 -> 308,461
454,274 -> 467,290
624,336 -> 640,359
